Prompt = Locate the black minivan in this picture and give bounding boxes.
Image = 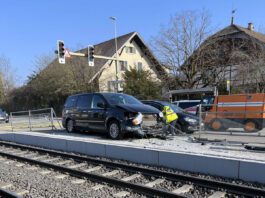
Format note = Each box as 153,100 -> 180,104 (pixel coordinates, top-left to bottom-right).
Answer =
62,93 -> 162,139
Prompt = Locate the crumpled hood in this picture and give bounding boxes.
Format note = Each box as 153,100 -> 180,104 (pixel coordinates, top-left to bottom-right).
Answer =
116,104 -> 160,114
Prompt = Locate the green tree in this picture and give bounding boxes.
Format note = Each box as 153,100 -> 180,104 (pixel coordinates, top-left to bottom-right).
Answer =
123,68 -> 162,100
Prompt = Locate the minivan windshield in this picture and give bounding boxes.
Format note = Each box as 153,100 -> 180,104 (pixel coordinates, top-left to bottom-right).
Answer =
103,93 -> 142,105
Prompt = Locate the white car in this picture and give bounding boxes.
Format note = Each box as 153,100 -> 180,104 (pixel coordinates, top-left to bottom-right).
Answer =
0,108 -> 9,123
173,100 -> 200,114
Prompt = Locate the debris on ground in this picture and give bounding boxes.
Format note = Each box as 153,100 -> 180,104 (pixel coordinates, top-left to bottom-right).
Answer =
189,137 -> 226,144
143,123 -> 187,140
245,144 -> 265,152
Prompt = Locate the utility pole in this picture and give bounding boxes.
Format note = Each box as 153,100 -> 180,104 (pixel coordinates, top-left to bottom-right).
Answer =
229,65 -> 232,95
110,16 -> 119,92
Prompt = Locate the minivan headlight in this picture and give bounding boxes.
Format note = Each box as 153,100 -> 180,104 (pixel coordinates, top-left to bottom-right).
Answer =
184,117 -> 197,123
132,113 -> 143,125
159,112 -> 163,118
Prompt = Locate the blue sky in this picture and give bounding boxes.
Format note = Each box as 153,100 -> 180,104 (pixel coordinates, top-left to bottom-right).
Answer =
1,0 -> 265,85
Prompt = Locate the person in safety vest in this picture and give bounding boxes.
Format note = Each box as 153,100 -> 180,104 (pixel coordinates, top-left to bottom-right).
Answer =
162,105 -> 178,134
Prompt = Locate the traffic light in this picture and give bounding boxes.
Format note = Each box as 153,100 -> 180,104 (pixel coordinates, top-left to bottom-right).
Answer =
57,40 -> 65,64
88,45 -> 95,66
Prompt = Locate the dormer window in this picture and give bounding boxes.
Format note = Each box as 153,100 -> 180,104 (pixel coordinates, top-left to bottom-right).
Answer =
126,46 -> 136,54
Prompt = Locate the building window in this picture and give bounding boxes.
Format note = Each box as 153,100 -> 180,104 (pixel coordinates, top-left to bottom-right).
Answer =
119,61 -> 128,71
108,80 -> 124,92
137,62 -> 143,71
126,46 -> 136,54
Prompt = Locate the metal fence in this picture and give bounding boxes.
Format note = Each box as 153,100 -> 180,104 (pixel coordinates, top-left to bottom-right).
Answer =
197,103 -> 265,137
9,108 -> 62,131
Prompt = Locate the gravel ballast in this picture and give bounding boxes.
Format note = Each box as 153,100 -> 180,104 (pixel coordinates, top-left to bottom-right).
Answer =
0,142 -> 265,197
0,157 -> 144,198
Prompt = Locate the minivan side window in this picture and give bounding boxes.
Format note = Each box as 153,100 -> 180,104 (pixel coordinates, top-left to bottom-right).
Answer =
91,95 -> 105,109
76,95 -> 92,109
64,96 -> 77,108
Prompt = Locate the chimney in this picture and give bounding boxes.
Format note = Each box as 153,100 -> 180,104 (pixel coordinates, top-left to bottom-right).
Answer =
248,22 -> 254,31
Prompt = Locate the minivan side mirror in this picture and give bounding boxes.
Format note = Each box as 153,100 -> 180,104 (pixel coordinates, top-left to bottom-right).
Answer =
97,102 -> 106,109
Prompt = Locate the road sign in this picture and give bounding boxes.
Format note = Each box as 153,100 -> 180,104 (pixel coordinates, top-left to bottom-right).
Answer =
64,48 -> 72,59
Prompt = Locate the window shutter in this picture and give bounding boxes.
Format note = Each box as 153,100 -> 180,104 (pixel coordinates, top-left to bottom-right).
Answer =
118,61 -> 121,72
138,62 -> 143,71
108,81 -> 111,91
125,61 -> 128,71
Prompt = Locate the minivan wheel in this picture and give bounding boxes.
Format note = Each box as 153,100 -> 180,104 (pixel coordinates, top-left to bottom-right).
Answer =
108,120 -> 123,140
66,119 -> 75,133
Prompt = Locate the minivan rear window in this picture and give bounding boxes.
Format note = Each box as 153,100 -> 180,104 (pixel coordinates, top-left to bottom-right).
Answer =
64,96 -> 77,108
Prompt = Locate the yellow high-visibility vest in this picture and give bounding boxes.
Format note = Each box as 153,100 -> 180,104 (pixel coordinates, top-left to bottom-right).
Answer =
162,106 -> 178,124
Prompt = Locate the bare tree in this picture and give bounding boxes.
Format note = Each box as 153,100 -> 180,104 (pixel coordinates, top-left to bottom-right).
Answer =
232,39 -> 265,93
151,10 -> 212,89
32,53 -> 55,74
0,55 -> 16,97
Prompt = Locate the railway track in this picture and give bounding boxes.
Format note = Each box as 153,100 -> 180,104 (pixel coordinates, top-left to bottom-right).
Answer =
0,141 -> 264,197
0,187 -> 22,198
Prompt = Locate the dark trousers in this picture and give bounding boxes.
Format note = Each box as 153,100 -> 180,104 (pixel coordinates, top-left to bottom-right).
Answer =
164,120 -> 177,134
169,120 -> 177,134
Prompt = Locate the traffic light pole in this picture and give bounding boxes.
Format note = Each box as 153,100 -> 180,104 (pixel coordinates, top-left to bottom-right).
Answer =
56,41 -> 121,91
69,52 -> 86,57
69,52 -> 118,61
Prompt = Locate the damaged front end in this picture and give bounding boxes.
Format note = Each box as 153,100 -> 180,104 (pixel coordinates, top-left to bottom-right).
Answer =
124,111 -> 164,137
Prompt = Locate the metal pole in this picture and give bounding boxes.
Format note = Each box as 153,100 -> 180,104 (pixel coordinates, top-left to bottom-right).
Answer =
110,16 -> 119,92
199,104 -> 202,139
229,65 -> 232,95
28,110 -> 32,131
10,112 -> 13,132
51,108 -> 54,131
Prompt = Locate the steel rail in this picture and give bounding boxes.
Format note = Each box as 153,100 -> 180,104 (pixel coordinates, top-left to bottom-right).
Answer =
0,150 -> 184,198
1,141 -> 265,197
0,188 -> 22,198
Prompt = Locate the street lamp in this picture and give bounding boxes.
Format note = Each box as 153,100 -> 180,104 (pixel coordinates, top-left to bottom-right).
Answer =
109,16 -> 119,92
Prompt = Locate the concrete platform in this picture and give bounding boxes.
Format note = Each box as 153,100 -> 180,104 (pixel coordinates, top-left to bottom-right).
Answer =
0,130 -> 265,184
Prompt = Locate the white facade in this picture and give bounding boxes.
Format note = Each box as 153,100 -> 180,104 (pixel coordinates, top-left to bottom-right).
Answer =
98,39 -> 159,92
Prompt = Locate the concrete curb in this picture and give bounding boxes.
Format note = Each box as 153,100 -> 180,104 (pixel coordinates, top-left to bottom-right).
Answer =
0,132 -> 264,184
